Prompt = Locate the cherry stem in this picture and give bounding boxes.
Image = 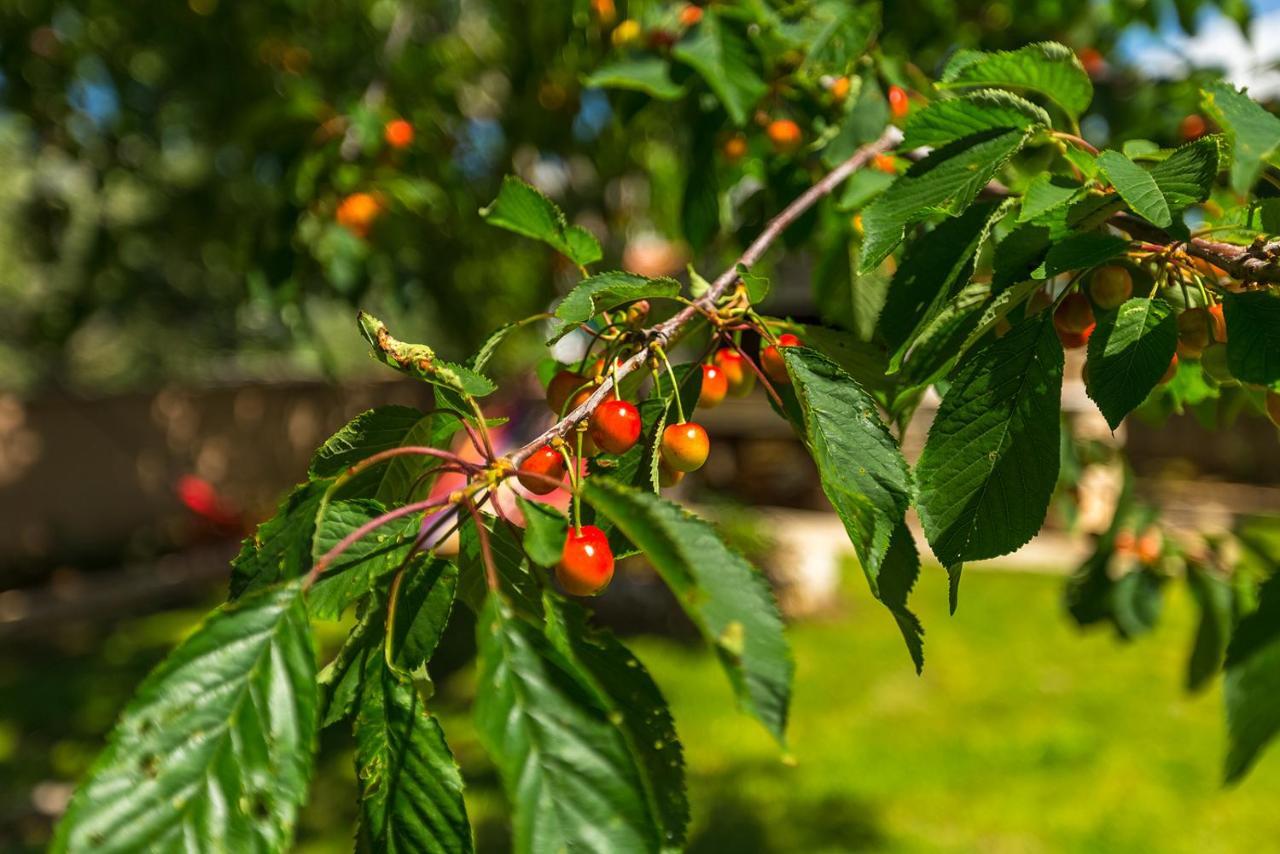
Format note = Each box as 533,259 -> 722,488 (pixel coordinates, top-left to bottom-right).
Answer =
653,344 -> 686,423
504,124 -> 906,468
1052,131 -> 1100,156
304,496 -> 451,590
466,397 -> 496,461
462,498 -> 501,592
573,430 -> 584,536
332,447 -> 479,499
425,408 -> 490,462
722,332 -> 784,408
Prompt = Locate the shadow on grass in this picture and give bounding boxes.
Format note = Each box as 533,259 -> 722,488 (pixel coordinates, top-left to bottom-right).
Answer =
687,762 -> 887,853
464,758 -> 887,853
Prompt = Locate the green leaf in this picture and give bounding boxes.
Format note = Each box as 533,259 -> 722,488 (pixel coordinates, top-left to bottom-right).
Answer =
318,598 -> 383,728
738,265 -> 771,304
916,315 -> 1064,573
583,57 -> 685,99
859,128 -> 1030,271
387,557 -> 458,673
581,478 -> 792,741
544,598 -> 689,849
878,522 -> 926,672
901,89 -> 1050,150
1085,298 -> 1178,429
1149,136 -> 1220,212
780,348 -> 911,582
672,11 -> 767,126
1097,150 -> 1172,228
359,312 -> 497,398
795,324 -> 896,397
992,224 -> 1051,290
1203,82 -> 1280,194
52,584 -> 317,854
1018,175 -> 1080,223
1224,571 -> 1280,782
939,41 -> 1093,121
230,480 -> 328,598
779,348 -> 923,670
518,497 -> 569,567
479,175 -> 602,267
311,406 -> 426,479
310,498 -> 420,620
892,279 -> 993,389
353,653 -> 472,853
470,318 -> 533,375
1033,231 -> 1128,279
457,517 -> 544,618
790,0 -> 879,74
879,200 -> 1002,354
549,271 -> 680,342
309,406 -> 458,504
1186,563 -> 1234,693
1224,290 -> 1280,385
474,595 -> 663,852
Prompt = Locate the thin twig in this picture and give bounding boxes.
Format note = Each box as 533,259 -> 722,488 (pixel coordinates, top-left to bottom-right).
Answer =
506,125 -> 904,466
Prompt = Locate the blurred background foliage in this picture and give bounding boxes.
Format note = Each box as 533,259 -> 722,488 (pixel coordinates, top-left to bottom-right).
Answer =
0,0 -> 1259,395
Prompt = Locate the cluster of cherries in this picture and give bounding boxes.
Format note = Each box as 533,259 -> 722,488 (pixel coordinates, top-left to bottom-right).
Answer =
1049,263 -> 1228,387
516,331 -> 803,597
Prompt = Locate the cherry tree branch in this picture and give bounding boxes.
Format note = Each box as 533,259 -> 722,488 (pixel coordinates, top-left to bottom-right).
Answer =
507,125 -> 904,466
1110,213 -> 1280,285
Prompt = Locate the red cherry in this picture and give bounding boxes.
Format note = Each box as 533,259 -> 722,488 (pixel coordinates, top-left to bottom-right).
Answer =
547,370 -> 587,414
714,348 -> 755,397
658,460 -> 684,488
1054,293 -> 1095,335
589,399 -> 642,454
888,85 -> 910,119
1056,327 -> 1093,349
661,422 -> 710,473
761,333 -> 801,384
384,118 -> 414,149
1159,354 -> 1179,385
557,525 -> 614,596
699,364 -> 728,409
517,445 -> 566,495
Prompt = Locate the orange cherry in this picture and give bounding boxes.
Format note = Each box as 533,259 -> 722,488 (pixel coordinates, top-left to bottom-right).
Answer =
547,370 -> 588,414
699,363 -> 728,409
660,422 -> 710,472
887,85 -> 910,119
766,119 -> 802,154
714,348 -> 755,397
761,333 -> 801,384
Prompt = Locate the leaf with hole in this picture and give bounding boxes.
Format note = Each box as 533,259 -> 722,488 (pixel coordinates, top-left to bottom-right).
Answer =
52,584 -> 317,854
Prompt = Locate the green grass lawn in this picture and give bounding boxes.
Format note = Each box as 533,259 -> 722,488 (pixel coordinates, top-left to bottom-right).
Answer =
6,563 -> 1278,852
426,563 -> 1280,854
